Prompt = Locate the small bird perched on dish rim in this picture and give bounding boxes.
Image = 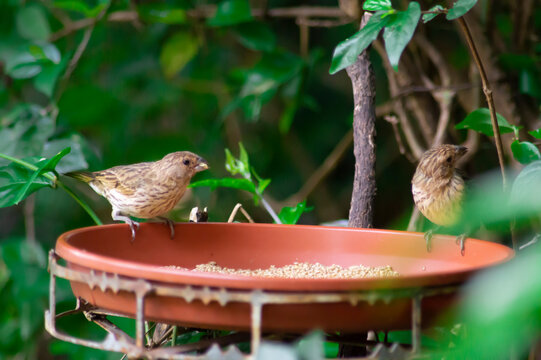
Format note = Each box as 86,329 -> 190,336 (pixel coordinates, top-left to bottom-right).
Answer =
412,144 -> 468,254
65,151 -> 208,241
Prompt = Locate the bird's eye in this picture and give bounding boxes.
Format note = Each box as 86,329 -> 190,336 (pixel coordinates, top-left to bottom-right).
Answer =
183,159 -> 191,166
446,156 -> 452,163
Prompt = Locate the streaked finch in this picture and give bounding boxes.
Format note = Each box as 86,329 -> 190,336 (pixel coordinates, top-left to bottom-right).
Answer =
412,144 -> 467,253
66,151 -> 208,241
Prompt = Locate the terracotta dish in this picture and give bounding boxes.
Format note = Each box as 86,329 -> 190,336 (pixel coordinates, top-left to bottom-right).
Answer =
55,223 -> 514,332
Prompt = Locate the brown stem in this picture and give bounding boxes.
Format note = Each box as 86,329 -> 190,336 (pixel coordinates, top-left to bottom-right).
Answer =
346,13 -> 377,229
457,17 -> 507,189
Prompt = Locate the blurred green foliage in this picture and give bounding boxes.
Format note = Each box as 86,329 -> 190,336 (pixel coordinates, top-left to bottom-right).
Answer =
0,0 -> 540,358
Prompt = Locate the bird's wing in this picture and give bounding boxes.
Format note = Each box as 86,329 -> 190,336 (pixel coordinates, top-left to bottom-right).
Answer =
93,162 -> 153,196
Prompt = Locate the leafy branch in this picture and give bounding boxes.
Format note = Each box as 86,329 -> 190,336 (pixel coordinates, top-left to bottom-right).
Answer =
0,150 -> 102,226
190,143 -> 311,224
329,0 -> 508,189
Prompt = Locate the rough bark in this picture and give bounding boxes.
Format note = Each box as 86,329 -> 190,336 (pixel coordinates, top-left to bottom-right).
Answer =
346,13 -> 377,229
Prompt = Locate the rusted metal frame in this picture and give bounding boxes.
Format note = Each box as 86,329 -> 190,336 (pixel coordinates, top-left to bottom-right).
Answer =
47,250 -> 459,358
411,295 -> 423,354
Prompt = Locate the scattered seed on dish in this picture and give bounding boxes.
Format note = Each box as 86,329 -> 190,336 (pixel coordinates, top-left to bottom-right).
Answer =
163,262 -> 399,279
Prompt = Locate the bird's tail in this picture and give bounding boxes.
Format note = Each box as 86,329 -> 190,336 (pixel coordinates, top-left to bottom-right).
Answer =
64,171 -> 95,183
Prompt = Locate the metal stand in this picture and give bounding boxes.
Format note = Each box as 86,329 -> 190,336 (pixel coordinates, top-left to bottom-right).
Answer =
45,250 -> 457,359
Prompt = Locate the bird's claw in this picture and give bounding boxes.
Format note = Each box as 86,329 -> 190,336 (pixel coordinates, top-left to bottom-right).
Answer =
128,220 -> 140,243
424,229 -> 433,252
158,217 -> 175,239
456,234 -> 466,256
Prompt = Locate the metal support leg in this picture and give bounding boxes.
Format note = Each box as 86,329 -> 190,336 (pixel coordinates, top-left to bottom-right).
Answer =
46,250 -> 57,330
411,295 -> 422,354
135,290 -> 147,348
250,301 -> 263,355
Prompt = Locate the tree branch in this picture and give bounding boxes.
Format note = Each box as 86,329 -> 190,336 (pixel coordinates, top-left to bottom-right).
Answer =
457,17 -> 507,188
346,13 -> 377,229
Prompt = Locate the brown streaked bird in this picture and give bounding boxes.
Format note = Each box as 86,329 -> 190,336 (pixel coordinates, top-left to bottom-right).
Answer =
412,144 -> 467,254
66,151 -> 208,241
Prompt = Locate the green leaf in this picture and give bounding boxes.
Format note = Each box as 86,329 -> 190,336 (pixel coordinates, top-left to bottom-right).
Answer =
0,159 -> 53,208
363,0 -> 393,12
256,342 -> 297,360
455,108 -> 517,136
13,147 -> 70,204
233,22 -> 276,52
278,200 -> 313,225
446,0 -> 478,20
8,63 -> 42,79
519,69 -> 541,98
422,5 -> 444,23
0,104 -> 54,160
28,43 -> 61,64
224,144 -> 251,179
329,13 -> 389,74
296,331 -> 324,360
43,136 -> 88,173
239,143 -> 250,174
188,178 -> 256,194
383,2 -> 421,71
224,52 -> 304,121
257,178 -> 271,194
528,129 -> 541,139
16,5 -> 50,41
53,0 -> 110,18
207,0 -> 253,27
511,140 -> 541,165
137,4 -> 187,24
33,56 -> 68,98
160,31 -> 199,78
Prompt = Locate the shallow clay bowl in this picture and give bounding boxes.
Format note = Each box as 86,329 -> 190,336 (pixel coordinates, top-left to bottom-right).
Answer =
55,223 -> 513,333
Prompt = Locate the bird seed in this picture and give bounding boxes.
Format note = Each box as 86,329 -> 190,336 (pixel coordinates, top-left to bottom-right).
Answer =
163,262 -> 399,279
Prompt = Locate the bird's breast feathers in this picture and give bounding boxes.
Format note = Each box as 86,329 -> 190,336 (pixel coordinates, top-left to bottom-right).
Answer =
412,175 -> 464,226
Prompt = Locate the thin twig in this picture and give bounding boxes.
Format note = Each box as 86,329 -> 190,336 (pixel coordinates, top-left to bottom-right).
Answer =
457,17 -> 507,188
228,203 -> 255,223
286,129 -> 353,204
374,41 -> 424,160
50,7 -> 353,41
56,7 -> 108,102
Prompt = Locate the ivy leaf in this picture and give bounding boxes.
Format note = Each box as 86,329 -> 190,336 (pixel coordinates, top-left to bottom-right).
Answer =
0,159 -> 53,208
446,0 -> 478,20
16,5 -> 50,41
511,141 -> 541,165
383,2 -> 421,71
188,178 -> 256,194
528,129 -> 541,139
278,200 -> 313,225
13,147 -> 70,205
329,13 -> 389,74
363,0 -> 393,12
423,5 -> 444,23
455,108 -> 518,136
159,31 -> 199,78
207,0 -> 253,27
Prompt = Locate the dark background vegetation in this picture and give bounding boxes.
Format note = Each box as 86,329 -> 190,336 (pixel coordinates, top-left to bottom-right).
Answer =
0,0 -> 540,358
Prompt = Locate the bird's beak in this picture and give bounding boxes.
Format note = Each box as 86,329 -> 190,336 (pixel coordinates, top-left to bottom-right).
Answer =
195,158 -> 209,172
455,145 -> 468,157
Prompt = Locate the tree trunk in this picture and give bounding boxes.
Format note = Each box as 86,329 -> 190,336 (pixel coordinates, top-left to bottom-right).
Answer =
347,13 -> 377,229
